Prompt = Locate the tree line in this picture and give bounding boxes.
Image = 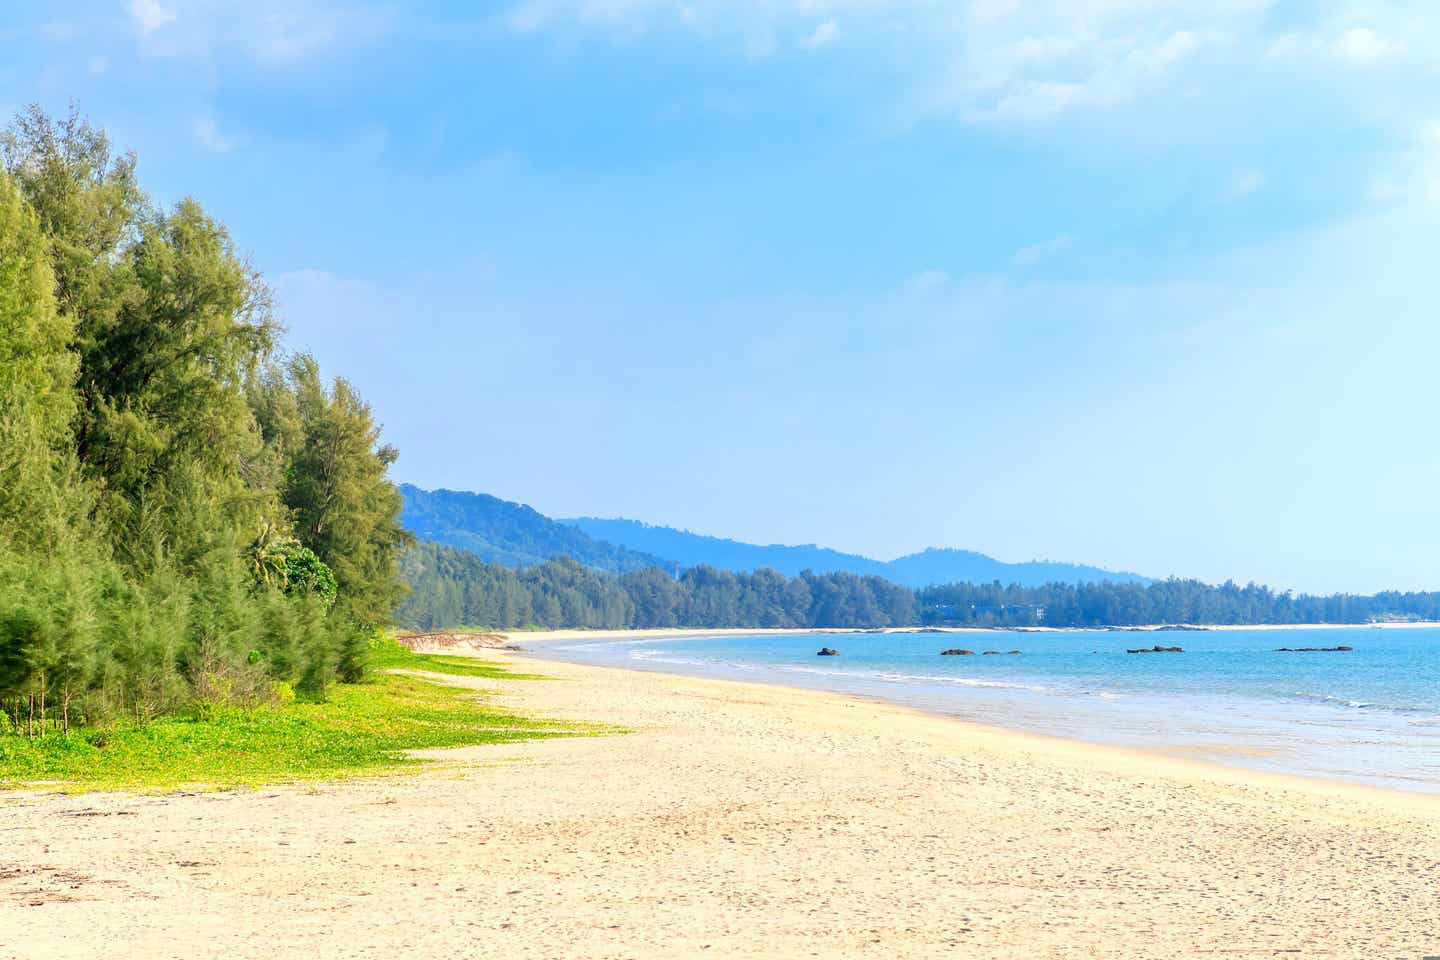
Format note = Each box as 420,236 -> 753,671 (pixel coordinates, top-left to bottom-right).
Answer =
401,542 -> 1440,632
398,543 -> 917,630
919,579 -> 1440,627
0,108 -> 409,734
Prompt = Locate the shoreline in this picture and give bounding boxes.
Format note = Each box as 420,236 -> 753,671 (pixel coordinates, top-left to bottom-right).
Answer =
505,624 -> 1440,795
489,620 -> 1440,646
6,647 -> 1439,957
503,649 -> 1440,809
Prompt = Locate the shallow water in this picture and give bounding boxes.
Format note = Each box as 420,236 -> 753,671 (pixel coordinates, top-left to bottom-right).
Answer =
528,627 -> 1440,793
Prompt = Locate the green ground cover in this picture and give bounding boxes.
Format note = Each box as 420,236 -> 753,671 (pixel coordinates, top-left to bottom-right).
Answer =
0,642 -> 604,791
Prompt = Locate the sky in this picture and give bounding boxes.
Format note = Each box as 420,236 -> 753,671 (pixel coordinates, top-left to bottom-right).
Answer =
5,0 -> 1440,593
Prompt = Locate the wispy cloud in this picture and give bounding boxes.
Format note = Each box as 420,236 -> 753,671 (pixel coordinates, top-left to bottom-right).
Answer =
1013,235 -> 1071,267
127,0 -> 175,36
904,268 -> 950,291
1332,27 -> 1401,65
193,116 -> 239,152
128,1 -> 393,66
1222,169 -> 1265,202
1267,18 -> 1405,68
505,1 -> 1267,122
801,19 -> 838,51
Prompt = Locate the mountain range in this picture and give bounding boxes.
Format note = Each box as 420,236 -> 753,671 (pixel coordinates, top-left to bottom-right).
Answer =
400,485 -> 1151,589
562,517 -> 1151,588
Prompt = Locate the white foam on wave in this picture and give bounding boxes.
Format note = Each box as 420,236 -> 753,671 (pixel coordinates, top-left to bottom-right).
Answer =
779,665 -> 1047,692
629,650 -> 759,670
1292,691 -> 1373,709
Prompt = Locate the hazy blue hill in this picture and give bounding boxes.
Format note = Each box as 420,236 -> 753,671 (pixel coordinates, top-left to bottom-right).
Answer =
400,485 -> 668,573
560,517 -> 890,578
881,547 -> 1151,589
563,517 -> 1151,588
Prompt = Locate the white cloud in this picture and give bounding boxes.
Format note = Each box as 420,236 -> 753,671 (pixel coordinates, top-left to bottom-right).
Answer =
128,0 -> 175,36
801,19 -> 838,51
1267,22 -> 1404,68
194,116 -> 239,152
1332,27 -> 1399,65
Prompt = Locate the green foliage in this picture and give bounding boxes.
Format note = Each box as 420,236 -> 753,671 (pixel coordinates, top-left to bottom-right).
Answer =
0,173 -> 81,553
0,658 -> 603,790
257,356 -> 412,626
285,546 -> 338,606
0,106 -> 410,734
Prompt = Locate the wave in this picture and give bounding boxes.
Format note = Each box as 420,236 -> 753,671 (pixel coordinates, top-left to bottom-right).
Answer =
1287,691 -> 1439,715
629,650 -> 758,670
1291,691 -> 1374,709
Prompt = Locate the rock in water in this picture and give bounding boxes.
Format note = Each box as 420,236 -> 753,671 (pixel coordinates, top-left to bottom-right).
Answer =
940,649 -> 975,656
816,647 -> 839,657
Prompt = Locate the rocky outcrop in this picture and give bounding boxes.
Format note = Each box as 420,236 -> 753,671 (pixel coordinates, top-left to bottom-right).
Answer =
1006,650 -> 1023,655
1274,646 -> 1354,653
940,649 -> 975,656
816,647 -> 840,657
1126,645 -> 1184,654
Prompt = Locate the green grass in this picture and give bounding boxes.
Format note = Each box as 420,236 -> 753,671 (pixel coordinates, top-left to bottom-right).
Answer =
0,643 -> 608,792
369,641 -> 553,680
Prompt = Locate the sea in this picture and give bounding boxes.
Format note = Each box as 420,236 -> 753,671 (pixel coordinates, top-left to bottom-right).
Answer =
527,626 -> 1440,793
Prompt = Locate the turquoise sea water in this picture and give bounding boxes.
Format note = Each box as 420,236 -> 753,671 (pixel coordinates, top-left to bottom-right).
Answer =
529,627 -> 1440,793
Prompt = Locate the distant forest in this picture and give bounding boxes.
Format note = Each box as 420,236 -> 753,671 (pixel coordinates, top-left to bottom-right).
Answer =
398,542 -> 1440,631
917,581 -> 1440,628
399,543 -> 916,631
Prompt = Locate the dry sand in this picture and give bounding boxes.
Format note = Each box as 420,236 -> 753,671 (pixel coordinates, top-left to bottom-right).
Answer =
4,650 -> 1439,959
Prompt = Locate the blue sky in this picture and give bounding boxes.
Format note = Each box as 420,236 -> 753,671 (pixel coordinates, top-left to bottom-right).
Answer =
6,1 -> 1440,592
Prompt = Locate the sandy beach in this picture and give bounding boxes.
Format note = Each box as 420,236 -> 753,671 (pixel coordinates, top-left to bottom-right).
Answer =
4,649 -> 1440,959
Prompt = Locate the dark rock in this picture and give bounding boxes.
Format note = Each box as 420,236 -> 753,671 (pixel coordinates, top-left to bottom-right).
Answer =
1006,650 -> 1023,655
1127,645 -> 1183,653
816,647 -> 839,657
1274,646 -> 1354,653
940,649 -> 974,656
981,650 -> 1002,655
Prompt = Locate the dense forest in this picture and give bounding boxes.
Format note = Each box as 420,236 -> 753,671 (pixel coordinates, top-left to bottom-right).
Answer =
400,542 -> 1440,632
0,108 -> 409,734
917,580 -> 1440,628
398,542 -> 917,630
